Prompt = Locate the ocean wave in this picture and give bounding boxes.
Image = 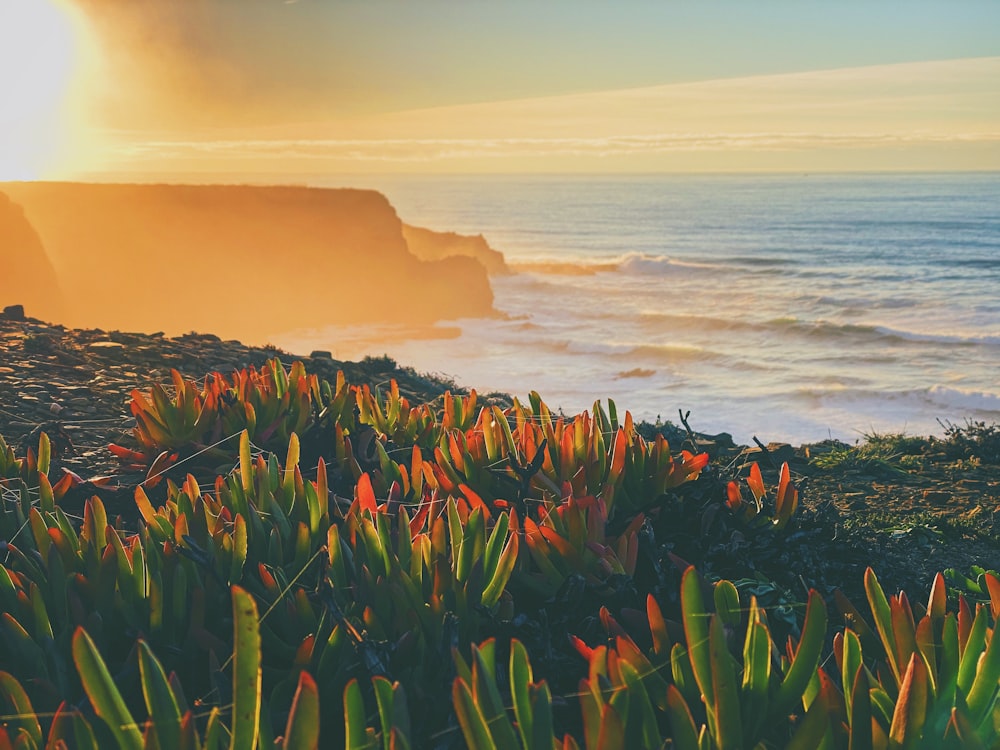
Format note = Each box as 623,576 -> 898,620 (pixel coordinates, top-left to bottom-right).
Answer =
799,294 -> 919,311
615,368 -> 657,379
764,318 -> 1000,348
717,255 -> 799,268
512,335 -> 730,367
926,385 -> 1000,413
870,326 -> 1000,347
934,257 -> 1000,270
793,384 -> 1000,416
617,252 -> 721,275
635,311 -> 763,336
633,313 -> 1000,349
624,343 -> 726,365
508,259 -> 617,276
510,251 -> 722,277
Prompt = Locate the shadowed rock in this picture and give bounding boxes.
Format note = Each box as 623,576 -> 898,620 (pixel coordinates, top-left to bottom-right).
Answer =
402,224 -> 510,275
0,192 -> 65,323
0,182 -> 497,342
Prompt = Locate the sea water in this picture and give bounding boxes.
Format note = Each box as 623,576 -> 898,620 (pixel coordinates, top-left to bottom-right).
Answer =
279,173 -> 1000,445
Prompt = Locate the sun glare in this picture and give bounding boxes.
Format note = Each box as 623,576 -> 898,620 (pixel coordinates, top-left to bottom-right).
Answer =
0,0 -> 77,180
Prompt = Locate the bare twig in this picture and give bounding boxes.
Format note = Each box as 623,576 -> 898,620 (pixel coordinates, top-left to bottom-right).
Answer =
752,436 -> 781,472
678,409 -> 698,453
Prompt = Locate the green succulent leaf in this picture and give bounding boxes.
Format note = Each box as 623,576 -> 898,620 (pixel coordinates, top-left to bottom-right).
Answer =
283,671 -> 320,750
965,607 -> 1000,728
740,600 -> 771,741
344,679 -> 369,750
453,678 -> 498,750
681,566 -> 714,708
889,653 -> 929,749
510,640 -> 535,748
847,666 -> 873,750
664,684 -> 700,750
709,614 -> 742,750
0,671 -> 43,748
771,589 -> 827,722
229,586 -> 262,750
137,640 -> 182,750
72,627 -> 143,750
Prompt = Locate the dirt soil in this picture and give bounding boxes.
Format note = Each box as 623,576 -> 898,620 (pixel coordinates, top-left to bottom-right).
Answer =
792,437 -> 1000,606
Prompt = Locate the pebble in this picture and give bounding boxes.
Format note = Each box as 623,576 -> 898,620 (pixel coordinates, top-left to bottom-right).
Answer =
740,442 -> 797,466
958,479 -> 988,491
923,490 -> 951,505
88,341 -> 126,351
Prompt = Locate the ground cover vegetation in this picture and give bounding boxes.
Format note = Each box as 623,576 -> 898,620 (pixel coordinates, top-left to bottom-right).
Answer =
1,350 -> 998,748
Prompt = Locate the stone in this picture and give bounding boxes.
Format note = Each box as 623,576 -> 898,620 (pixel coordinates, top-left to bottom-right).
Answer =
707,432 -> 736,449
957,479 -> 988,491
88,341 -> 126,351
310,350 -> 333,359
740,442 -> 796,466
402,223 -> 510,275
2,304 -> 25,320
766,442 -> 797,464
922,490 -> 951,506
841,492 -> 867,510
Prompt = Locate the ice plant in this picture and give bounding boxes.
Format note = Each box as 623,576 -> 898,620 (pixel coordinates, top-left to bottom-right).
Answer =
726,460 -> 799,529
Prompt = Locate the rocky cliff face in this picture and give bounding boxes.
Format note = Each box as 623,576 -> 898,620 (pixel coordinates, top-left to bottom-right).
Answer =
0,182 -> 496,342
402,224 -> 510,275
0,192 -> 65,323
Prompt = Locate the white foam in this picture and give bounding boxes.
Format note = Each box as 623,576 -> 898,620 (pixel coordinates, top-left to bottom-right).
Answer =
872,326 -> 1000,347
617,252 -> 721,274
926,385 -> 1000,414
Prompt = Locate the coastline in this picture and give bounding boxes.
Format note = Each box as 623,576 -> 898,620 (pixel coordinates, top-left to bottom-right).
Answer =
0,181 -> 505,342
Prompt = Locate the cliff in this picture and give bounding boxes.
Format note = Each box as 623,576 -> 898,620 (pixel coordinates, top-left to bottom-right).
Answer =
0,192 -> 65,323
402,223 -> 510,275
0,182 -> 497,343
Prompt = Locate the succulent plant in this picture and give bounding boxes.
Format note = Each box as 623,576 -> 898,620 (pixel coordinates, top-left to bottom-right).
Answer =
3,354 -> 995,749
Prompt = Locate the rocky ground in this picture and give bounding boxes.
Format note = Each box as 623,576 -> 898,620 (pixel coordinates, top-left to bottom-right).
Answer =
2,307 -> 997,613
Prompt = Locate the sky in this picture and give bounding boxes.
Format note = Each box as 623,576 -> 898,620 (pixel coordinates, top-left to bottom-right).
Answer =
2,0 -> 999,177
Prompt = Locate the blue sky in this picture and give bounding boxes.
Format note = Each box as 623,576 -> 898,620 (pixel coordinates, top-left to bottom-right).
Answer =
6,0 -> 1000,175
301,1 -> 1000,111
87,0 -> 1000,116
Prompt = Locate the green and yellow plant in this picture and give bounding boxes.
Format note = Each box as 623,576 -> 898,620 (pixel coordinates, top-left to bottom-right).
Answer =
109,360 -> 354,481
4,348 -> 995,749
725,460 -> 799,530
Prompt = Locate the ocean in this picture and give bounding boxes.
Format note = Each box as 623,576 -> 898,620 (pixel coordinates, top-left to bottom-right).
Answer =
277,173 -> 1000,445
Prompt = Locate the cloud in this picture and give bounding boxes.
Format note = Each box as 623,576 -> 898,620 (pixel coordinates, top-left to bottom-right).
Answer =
357,57 -> 1000,141
73,55 -> 1000,172
104,131 -> 1000,165
62,0 -> 329,129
